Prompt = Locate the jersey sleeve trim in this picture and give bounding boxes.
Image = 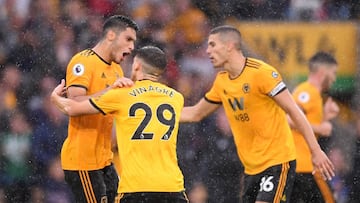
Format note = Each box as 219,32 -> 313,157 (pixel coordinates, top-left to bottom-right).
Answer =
89,99 -> 106,115
67,84 -> 88,91
268,81 -> 287,97
204,96 -> 222,104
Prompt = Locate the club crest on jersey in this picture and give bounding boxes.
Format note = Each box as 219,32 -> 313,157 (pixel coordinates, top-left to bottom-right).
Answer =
298,92 -> 310,103
242,83 -> 250,93
72,63 -> 85,76
271,71 -> 278,78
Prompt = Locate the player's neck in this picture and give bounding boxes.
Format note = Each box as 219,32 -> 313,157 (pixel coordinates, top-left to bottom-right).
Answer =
226,54 -> 246,79
308,76 -> 323,92
142,74 -> 159,82
92,42 -> 111,64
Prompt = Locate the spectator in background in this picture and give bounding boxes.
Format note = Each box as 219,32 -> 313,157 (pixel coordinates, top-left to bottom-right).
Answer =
0,110 -> 33,202
53,23 -> 77,77
61,0 -> 89,49
30,93 -> 68,184
187,181 -> 209,203
0,64 -> 22,132
0,64 -> 21,113
205,109 -> 243,203
164,0 -> 209,58
43,156 -> 74,203
288,0 -> 323,21
348,116 -> 360,203
328,147 -> 351,203
134,0 -> 174,47
8,0 -> 59,80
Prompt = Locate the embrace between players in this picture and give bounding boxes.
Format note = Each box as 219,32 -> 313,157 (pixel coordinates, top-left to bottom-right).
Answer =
51,15 -> 336,203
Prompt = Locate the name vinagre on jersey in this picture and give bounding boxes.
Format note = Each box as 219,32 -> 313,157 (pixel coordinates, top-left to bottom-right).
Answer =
129,85 -> 175,97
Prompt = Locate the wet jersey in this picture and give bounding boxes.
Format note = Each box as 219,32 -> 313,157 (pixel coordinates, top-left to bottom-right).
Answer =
205,58 -> 296,175
292,81 -> 323,172
62,49 -> 123,170
90,80 -> 185,193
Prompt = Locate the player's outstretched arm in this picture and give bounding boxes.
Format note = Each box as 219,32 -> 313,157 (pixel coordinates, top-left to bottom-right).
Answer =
51,79 -> 99,116
274,89 -> 335,180
180,98 -> 220,122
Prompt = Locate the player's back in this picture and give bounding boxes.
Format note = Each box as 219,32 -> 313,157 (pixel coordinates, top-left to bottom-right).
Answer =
100,80 -> 185,193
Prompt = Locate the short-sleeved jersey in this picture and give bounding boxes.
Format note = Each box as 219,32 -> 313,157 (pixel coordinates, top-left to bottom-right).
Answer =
90,80 -> 185,193
291,81 -> 323,172
205,58 -> 296,175
62,49 -> 123,170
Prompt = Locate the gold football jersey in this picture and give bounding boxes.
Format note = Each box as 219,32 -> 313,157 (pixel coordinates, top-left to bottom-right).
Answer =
292,81 -> 323,172
91,80 -> 185,193
62,49 -> 123,170
205,58 -> 296,175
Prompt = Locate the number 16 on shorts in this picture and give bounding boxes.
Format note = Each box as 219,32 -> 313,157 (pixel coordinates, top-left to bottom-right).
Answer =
260,176 -> 274,192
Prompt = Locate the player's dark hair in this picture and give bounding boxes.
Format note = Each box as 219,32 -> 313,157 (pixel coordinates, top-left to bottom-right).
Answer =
135,46 -> 167,72
102,15 -> 139,35
210,25 -> 242,50
210,25 -> 241,37
308,52 -> 337,72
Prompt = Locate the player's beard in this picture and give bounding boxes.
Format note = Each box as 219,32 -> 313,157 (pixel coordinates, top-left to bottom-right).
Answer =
322,76 -> 332,91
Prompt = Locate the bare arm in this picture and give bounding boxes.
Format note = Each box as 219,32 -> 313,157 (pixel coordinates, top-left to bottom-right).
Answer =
311,121 -> 333,137
180,98 -> 220,122
273,89 -> 335,180
289,97 -> 339,137
312,97 -> 339,136
67,77 -> 134,101
51,79 -> 99,116
323,97 -> 339,121
288,108 -> 333,137
54,77 -> 133,116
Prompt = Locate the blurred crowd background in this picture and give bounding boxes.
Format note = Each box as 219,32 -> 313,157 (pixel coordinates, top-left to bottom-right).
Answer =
0,0 -> 360,203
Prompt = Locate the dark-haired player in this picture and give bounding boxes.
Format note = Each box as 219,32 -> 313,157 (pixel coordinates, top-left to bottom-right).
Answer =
290,52 -> 339,203
52,46 -> 188,203
62,15 -> 138,203
180,25 -> 335,203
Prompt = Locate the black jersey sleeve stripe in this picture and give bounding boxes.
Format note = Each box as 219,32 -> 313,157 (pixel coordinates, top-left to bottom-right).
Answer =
68,84 -> 88,91
204,96 -> 222,104
89,99 -> 106,115
246,59 -> 260,66
246,64 -> 259,69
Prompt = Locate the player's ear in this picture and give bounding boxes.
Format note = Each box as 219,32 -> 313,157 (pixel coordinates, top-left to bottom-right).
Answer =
106,29 -> 116,41
227,42 -> 235,52
133,60 -> 141,72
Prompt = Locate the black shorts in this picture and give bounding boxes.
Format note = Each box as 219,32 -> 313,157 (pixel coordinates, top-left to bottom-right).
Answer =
290,172 -> 335,203
116,191 -> 189,203
64,163 -> 119,203
242,160 -> 296,203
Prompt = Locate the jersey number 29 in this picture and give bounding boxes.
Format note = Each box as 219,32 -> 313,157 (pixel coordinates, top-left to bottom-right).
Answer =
129,102 -> 175,140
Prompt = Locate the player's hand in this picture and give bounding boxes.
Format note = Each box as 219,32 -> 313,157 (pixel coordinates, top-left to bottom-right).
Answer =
112,77 -> 134,88
317,121 -> 333,137
311,149 -> 335,181
52,79 -> 67,97
51,79 -> 70,114
324,97 -> 339,120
